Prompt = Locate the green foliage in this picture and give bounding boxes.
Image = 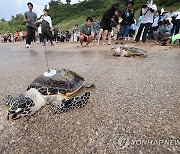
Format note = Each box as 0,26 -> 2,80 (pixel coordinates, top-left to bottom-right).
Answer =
0,14 -> 26,33
48,0 -> 180,31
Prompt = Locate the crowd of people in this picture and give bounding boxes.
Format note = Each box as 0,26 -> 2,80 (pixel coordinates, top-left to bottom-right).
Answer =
0,31 -> 26,43
79,0 -> 180,46
0,1 -> 179,47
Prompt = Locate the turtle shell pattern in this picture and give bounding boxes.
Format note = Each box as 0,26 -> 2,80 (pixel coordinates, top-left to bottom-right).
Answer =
27,69 -> 84,96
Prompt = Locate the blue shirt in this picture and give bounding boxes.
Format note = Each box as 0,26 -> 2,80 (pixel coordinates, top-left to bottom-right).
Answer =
158,23 -> 173,35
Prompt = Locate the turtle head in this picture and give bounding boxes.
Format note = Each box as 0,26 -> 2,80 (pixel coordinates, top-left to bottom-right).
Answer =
7,97 -> 35,121
7,88 -> 46,121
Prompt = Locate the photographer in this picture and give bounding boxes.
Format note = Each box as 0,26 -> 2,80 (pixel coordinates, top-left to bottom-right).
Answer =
153,18 -> 173,42
118,0 -> 135,42
164,7 -> 178,35
135,0 -> 157,43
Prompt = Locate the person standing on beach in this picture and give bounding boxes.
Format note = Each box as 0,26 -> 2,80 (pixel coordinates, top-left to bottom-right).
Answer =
118,0 -> 134,43
24,2 -> 37,48
135,1 -> 157,43
97,2 -> 120,46
39,9 -> 54,46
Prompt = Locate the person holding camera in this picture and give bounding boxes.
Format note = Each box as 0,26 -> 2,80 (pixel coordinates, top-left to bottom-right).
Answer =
118,0 -> 135,42
153,18 -> 173,42
24,2 -> 37,48
164,7 -> 178,35
135,0 -> 157,43
97,2 -> 120,46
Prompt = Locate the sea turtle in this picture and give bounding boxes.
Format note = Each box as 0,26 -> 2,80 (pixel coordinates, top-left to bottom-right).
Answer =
4,68 -> 91,121
112,46 -> 147,58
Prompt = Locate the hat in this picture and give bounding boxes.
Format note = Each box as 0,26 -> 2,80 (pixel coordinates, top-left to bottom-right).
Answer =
126,0 -> 134,6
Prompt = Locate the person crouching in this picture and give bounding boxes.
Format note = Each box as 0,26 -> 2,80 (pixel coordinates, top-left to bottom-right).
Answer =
153,18 -> 173,43
79,17 -> 94,47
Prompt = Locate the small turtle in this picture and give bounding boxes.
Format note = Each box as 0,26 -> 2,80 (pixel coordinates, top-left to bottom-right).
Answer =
112,46 -> 147,58
4,69 -> 91,121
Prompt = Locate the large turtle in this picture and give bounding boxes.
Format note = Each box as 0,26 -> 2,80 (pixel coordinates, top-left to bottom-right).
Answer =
112,45 -> 147,58
4,68 -> 91,121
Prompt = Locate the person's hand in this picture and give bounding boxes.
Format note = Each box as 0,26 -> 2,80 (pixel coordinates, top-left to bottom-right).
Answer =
25,18 -> 30,22
131,9 -> 134,14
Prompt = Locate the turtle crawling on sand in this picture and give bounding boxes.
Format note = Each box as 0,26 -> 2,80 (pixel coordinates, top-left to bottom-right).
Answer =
112,46 -> 147,58
4,69 -> 91,121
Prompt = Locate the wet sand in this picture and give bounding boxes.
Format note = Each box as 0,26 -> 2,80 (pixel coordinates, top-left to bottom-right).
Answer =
0,41 -> 180,153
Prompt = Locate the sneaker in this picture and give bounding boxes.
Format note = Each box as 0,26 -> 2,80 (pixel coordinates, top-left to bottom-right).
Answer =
26,44 -> 30,48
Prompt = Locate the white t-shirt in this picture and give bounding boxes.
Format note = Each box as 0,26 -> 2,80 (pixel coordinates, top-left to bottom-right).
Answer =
39,15 -> 52,28
152,16 -> 159,27
141,4 -> 157,24
175,11 -> 180,20
38,26 -> 42,34
164,12 -> 176,19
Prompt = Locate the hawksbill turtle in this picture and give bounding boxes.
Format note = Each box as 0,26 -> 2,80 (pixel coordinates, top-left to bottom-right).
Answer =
4,69 -> 91,121
112,46 -> 147,58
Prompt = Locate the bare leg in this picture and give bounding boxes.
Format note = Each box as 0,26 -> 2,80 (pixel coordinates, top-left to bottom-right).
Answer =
97,28 -> 103,46
102,30 -> 108,45
79,35 -> 85,47
108,31 -> 111,45
86,35 -> 94,46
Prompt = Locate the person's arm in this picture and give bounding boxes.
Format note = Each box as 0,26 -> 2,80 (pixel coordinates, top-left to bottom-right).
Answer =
49,16 -> 53,28
91,29 -> 94,37
24,12 -> 30,22
148,4 -> 157,13
34,14 -> 38,25
165,23 -> 173,32
80,32 -> 88,38
91,32 -> 94,38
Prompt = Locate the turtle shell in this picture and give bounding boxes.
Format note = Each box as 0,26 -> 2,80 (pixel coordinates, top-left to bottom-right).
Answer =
27,69 -> 84,96
122,46 -> 147,57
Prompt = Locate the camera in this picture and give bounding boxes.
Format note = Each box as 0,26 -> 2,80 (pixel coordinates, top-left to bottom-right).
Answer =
142,2 -> 148,8
141,0 -> 151,8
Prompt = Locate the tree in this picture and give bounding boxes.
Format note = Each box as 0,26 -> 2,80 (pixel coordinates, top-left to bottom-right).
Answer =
66,0 -> 71,4
0,18 -> 6,22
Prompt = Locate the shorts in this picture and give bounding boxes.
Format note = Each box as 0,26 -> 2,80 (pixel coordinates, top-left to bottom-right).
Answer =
100,21 -> 112,32
83,34 -> 90,42
118,25 -> 130,37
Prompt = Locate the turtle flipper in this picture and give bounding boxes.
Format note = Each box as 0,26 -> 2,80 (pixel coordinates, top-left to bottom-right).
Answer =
3,94 -> 24,107
50,92 -> 90,114
3,95 -> 15,106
